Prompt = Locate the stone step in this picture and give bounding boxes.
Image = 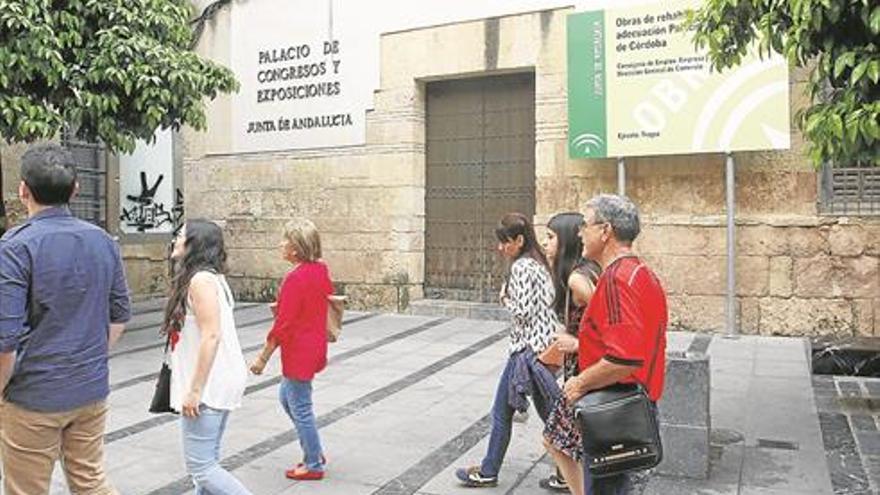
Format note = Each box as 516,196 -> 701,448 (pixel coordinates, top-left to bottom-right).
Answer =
408,298 -> 509,321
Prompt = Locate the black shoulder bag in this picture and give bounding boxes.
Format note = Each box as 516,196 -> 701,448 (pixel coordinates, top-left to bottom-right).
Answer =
148,334 -> 175,414
573,327 -> 663,478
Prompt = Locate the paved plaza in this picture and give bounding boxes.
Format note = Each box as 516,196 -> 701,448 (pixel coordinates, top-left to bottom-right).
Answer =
29,300 -> 879,494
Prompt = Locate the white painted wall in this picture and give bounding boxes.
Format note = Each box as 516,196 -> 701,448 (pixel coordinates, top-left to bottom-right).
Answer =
118,129 -> 177,235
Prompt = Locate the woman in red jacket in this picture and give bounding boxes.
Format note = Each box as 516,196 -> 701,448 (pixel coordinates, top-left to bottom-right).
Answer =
250,218 -> 333,481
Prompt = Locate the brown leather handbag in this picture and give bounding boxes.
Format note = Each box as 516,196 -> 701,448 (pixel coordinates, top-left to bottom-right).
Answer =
538,288 -> 570,372
538,343 -> 564,371
326,295 -> 346,343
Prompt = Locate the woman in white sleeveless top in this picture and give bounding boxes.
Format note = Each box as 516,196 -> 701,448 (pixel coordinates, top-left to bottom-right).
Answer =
161,219 -> 251,495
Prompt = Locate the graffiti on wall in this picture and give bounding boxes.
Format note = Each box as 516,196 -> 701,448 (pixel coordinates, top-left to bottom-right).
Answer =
120,172 -> 184,234
121,172 -> 170,232
118,129 -> 178,235
172,188 -> 184,235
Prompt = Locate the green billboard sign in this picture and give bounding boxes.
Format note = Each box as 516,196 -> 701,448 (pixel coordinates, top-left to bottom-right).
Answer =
567,0 -> 790,159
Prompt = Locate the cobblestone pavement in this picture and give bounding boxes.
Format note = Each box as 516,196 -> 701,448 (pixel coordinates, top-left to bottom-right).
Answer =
813,375 -> 880,495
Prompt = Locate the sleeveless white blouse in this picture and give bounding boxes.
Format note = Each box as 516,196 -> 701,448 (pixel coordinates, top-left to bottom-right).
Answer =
170,272 -> 248,411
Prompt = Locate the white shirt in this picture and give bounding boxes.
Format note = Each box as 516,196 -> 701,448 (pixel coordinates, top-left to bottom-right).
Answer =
502,257 -> 559,355
170,272 -> 248,411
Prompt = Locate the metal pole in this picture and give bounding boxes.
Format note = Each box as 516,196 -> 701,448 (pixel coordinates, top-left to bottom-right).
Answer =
617,157 -> 626,196
725,152 -> 737,334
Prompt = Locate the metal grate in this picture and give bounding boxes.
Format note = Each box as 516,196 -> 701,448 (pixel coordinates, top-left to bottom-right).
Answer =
819,162 -> 880,216
61,132 -> 108,229
756,438 -> 799,451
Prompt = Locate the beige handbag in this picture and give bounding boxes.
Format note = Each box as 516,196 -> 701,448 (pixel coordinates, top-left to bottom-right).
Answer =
327,295 -> 346,343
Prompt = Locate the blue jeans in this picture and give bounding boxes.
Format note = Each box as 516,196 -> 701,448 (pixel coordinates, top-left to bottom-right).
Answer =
181,406 -> 252,495
280,378 -> 324,471
479,356 -> 551,477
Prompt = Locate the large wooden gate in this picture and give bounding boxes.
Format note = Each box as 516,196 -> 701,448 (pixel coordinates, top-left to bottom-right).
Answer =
424,73 -> 536,302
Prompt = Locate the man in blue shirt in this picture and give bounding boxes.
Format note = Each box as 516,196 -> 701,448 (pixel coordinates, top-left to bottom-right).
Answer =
0,143 -> 131,495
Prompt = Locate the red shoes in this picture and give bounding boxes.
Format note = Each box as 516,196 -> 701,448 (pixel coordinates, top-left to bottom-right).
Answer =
285,468 -> 324,480
285,455 -> 327,481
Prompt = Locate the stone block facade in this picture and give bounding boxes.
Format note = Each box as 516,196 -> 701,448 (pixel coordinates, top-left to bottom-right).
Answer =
174,6 -> 879,335
121,243 -> 170,299
2,7 -> 875,336
637,218 -> 879,336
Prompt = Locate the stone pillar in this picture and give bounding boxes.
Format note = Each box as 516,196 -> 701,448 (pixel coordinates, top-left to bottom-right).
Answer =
657,352 -> 711,479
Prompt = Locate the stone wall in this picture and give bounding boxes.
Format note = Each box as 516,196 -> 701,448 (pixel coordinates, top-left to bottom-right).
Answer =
1,142 -> 27,228
637,217 -> 879,336
1,141 -> 170,299
184,7 -> 879,335
122,243 -> 171,300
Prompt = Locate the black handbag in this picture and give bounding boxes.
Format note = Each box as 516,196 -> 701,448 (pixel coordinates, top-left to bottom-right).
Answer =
573,328 -> 663,478
149,336 -> 176,414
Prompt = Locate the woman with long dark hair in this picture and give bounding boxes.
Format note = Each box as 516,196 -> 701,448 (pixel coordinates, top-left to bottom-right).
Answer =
162,219 -> 251,495
540,212 -> 601,494
455,212 -> 560,488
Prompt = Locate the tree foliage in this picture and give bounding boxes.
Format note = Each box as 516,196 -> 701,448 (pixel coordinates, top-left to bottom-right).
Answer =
689,0 -> 879,167
0,0 -> 238,153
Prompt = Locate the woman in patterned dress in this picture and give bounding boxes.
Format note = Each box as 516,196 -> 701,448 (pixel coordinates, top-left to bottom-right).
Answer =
540,212 -> 601,494
454,212 -> 561,488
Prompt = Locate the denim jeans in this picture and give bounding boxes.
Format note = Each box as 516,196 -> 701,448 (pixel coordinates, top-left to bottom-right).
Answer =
479,356 -> 551,477
280,378 -> 324,471
181,406 -> 252,495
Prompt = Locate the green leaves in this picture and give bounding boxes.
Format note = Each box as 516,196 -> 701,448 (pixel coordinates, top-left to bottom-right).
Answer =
870,6 -> 880,35
690,0 -> 880,168
868,60 -> 880,84
851,60 -> 869,85
833,52 -> 855,78
0,0 -> 238,153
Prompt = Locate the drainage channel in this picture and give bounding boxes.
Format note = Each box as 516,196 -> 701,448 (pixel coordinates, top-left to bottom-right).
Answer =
812,337 -> 880,377
811,337 -> 880,494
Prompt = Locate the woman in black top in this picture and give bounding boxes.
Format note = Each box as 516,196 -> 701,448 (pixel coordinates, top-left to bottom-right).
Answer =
540,212 -> 600,494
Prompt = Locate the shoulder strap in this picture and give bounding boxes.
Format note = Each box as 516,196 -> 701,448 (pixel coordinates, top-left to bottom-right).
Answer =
645,323 -> 663,386
216,274 -> 233,307
200,270 -> 232,307
642,263 -> 663,387
564,285 -> 571,328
